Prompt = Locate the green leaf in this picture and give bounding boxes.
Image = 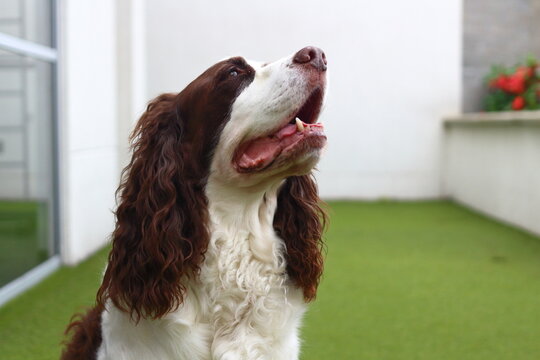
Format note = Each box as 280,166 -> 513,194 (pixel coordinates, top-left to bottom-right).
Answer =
526,54 -> 538,67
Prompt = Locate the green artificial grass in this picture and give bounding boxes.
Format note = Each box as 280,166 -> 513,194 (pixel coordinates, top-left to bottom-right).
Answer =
0,247 -> 107,360
0,201 -> 539,359
302,201 -> 540,360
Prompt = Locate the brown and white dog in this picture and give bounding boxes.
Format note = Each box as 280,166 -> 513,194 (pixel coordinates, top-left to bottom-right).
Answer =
62,46 -> 328,360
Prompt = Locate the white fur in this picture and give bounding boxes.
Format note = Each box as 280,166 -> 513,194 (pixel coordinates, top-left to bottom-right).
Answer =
97,50 -> 324,360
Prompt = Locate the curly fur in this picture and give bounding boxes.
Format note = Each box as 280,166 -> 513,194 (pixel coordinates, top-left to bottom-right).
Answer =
61,305 -> 103,359
273,174 -> 327,301
97,93 -> 210,321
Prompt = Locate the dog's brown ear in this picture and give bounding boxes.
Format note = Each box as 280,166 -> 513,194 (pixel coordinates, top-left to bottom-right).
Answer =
97,94 -> 209,320
273,174 -> 327,301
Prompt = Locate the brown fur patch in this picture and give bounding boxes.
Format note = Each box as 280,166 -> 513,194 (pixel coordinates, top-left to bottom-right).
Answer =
61,305 -> 103,360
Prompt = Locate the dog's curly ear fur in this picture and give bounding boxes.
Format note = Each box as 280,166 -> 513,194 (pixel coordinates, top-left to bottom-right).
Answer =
273,174 -> 327,301
97,93 -> 209,320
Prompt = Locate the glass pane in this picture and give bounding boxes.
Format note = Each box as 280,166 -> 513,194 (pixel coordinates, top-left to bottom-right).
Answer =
0,0 -> 53,47
0,50 -> 56,287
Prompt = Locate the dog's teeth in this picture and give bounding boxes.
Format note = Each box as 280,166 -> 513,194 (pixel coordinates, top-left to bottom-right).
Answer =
295,117 -> 304,132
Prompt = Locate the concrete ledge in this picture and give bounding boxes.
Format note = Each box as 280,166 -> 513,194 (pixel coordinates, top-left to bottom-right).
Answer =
442,111 -> 540,236
444,110 -> 540,125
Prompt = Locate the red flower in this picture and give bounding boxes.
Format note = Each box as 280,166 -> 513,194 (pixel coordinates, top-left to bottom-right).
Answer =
505,74 -> 526,94
490,75 -> 508,90
515,66 -> 533,79
512,96 -> 525,110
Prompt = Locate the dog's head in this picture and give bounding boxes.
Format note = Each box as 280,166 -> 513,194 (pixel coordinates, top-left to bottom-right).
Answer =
172,46 -> 327,187
98,47 -> 328,320
211,48 -> 327,186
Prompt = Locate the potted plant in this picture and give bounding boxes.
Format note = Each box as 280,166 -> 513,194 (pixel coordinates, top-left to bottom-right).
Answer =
484,56 -> 540,111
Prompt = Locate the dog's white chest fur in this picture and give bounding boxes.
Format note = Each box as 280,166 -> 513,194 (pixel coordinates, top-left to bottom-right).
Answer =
98,184 -> 306,360
199,185 -> 307,359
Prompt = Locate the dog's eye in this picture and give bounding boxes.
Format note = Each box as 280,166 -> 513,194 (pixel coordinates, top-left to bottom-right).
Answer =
229,70 -> 238,77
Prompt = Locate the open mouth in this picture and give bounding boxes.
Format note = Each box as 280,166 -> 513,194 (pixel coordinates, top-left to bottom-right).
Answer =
288,87 -> 324,126
234,88 -> 326,173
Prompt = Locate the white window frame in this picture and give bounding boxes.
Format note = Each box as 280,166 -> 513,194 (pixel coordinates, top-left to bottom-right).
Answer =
0,0 -> 61,307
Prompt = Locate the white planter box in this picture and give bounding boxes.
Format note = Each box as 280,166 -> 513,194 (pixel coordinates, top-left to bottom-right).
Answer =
442,110 -> 540,236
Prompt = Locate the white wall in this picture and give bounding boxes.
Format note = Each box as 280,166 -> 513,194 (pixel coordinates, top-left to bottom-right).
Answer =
144,0 -> 462,199
116,0 -> 147,173
59,0 -> 118,264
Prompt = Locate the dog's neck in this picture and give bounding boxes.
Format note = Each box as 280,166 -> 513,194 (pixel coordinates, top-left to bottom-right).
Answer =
205,179 -> 284,264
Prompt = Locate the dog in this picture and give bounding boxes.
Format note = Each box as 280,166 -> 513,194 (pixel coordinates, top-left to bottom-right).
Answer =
62,46 -> 328,360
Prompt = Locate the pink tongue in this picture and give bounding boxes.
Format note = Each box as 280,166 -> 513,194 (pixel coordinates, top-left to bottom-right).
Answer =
237,124 -> 297,171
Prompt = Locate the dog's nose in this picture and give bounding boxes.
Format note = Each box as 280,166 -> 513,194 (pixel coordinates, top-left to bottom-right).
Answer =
293,46 -> 327,71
